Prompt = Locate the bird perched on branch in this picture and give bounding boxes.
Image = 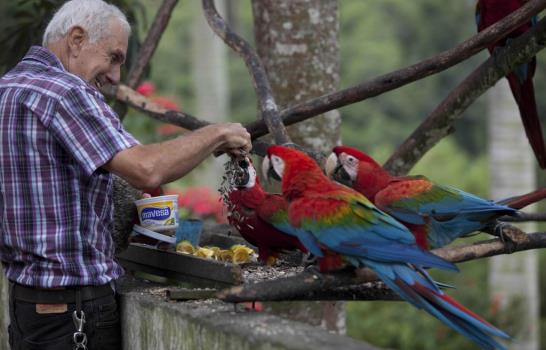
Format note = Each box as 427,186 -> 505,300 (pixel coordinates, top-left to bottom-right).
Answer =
326,145 -> 546,250
223,156 -> 308,265
263,145 -> 511,350
476,0 -> 546,168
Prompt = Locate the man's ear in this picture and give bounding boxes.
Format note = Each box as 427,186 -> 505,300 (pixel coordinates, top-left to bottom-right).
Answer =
67,26 -> 87,57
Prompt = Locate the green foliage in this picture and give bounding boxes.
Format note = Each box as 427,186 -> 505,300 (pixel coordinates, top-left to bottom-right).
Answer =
123,1 -> 258,147
0,0 -> 58,71
338,0 -> 488,157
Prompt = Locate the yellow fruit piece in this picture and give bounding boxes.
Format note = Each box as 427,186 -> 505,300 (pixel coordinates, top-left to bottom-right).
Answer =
194,247 -> 215,259
218,249 -> 234,262
231,245 -> 256,264
209,246 -> 222,260
176,240 -> 195,254
230,244 -> 255,255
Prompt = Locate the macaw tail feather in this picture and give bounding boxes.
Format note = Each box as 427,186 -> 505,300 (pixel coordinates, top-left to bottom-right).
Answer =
366,261 -> 511,350
507,71 -> 546,168
497,188 -> 546,210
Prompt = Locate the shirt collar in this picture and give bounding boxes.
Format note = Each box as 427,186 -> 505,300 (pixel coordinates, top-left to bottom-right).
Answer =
23,46 -> 65,71
23,46 -> 103,93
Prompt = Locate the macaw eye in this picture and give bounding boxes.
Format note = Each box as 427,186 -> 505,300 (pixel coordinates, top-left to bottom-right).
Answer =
272,155 -> 282,165
238,159 -> 249,168
270,155 -> 285,179
347,155 -> 356,164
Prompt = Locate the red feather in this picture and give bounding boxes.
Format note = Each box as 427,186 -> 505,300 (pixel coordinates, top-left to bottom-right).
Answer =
478,0 -> 546,168
226,176 -> 307,264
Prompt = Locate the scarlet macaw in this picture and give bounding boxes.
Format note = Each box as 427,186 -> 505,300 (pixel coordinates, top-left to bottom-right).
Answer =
326,145 -> 545,250
263,145 -> 510,350
477,0 -> 545,168
225,157 -> 308,265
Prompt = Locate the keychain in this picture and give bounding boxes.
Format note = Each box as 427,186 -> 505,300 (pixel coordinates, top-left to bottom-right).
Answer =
72,310 -> 88,350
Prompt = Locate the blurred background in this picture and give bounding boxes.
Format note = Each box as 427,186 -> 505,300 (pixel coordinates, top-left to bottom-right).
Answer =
1,1 -> 545,349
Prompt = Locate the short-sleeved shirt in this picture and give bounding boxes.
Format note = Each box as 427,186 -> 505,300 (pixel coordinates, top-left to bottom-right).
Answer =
0,46 -> 140,287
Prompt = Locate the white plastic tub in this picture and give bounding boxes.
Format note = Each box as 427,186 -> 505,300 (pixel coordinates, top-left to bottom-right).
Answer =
134,195 -> 179,232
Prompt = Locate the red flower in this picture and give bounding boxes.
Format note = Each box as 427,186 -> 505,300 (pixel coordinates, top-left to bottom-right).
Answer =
165,187 -> 227,223
136,81 -> 155,97
151,96 -> 180,111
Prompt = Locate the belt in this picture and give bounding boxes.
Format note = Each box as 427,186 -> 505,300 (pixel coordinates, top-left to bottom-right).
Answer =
11,282 -> 114,304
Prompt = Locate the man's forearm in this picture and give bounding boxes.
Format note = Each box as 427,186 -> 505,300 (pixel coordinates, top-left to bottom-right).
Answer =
104,123 -> 249,189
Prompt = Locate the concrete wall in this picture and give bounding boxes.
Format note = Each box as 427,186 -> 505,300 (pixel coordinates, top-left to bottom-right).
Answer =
0,271 -> 378,350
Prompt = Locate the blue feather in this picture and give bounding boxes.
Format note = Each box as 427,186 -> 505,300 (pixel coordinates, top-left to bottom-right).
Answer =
271,223 -> 324,257
365,260 -> 510,350
379,183 -> 516,248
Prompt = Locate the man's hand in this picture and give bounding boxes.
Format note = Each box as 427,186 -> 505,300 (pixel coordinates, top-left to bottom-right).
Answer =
214,123 -> 252,155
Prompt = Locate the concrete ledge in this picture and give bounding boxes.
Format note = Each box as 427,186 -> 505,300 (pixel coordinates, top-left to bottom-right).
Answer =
120,280 -> 378,350
0,272 -> 378,350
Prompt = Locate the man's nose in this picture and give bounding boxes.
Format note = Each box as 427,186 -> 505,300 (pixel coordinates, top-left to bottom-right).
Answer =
106,66 -> 121,85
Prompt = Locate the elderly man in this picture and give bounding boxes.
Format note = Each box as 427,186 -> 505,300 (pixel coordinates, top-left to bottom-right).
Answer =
0,0 -> 251,349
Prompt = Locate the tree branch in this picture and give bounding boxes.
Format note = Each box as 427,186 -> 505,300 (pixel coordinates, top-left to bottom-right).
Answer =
106,84 -> 202,131
110,0 -> 546,145
202,0 -> 291,145
217,267 -> 399,302
244,0 -> 546,139
384,15 -> 546,175
500,212 -> 546,222
126,0 -> 179,89
105,84 -> 271,155
433,229 -> 546,264
217,226 -> 546,302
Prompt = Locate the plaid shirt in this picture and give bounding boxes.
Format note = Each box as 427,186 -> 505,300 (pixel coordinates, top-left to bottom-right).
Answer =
0,46 -> 139,287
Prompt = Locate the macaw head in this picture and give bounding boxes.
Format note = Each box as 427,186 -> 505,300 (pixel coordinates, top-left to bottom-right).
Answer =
325,145 -> 391,200
325,146 -> 380,182
229,156 -> 258,189
262,145 -> 321,185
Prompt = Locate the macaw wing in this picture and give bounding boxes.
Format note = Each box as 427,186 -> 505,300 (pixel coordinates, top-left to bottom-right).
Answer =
295,192 -> 456,271
374,176 -> 444,224
257,194 -> 323,257
269,222 -> 324,258
376,177 -> 515,248
376,177 -> 511,222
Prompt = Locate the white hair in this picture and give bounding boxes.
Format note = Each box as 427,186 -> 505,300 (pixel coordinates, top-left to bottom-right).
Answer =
42,0 -> 131,46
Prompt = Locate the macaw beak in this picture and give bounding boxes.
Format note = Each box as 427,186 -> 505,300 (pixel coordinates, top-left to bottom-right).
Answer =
261,155 -> 282,183
261,155 -> 271,182
325,152 -> 353,185
324,152 -> 341,178
229,156 -> 251,188
233,166 -> 250,188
